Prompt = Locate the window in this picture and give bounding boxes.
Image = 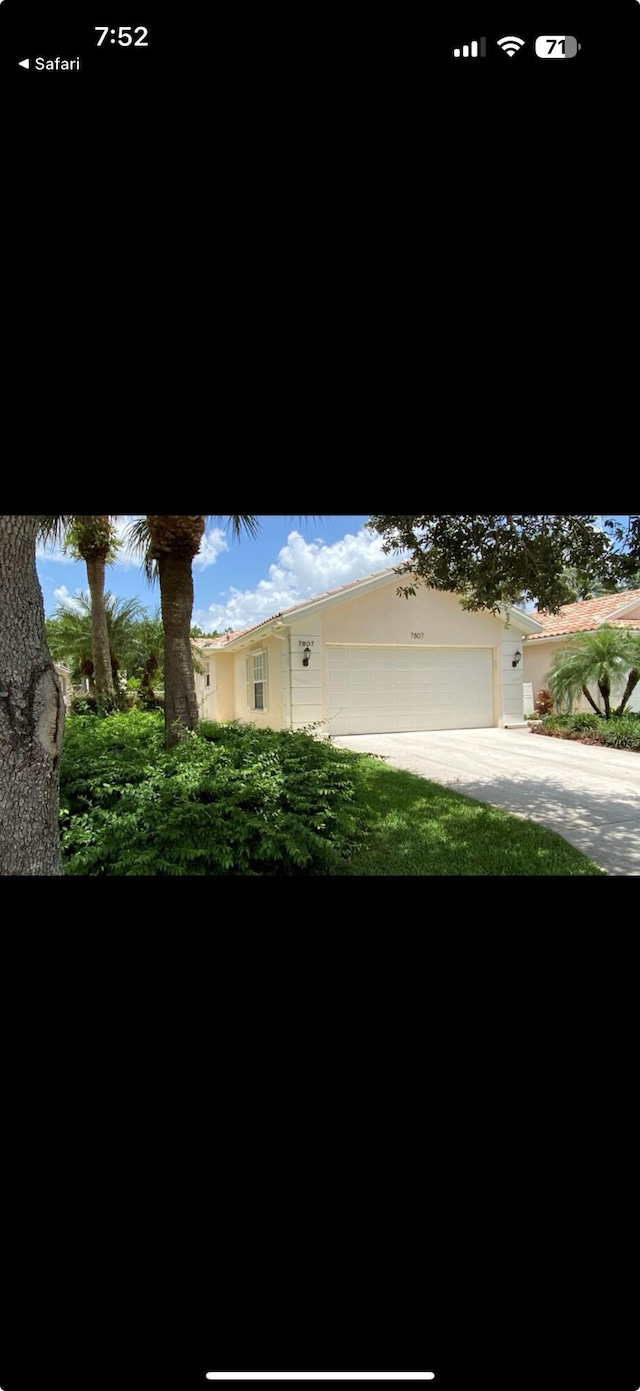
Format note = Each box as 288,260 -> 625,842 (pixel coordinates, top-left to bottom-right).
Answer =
205,666 -> 211,688
247,651 -> 268,711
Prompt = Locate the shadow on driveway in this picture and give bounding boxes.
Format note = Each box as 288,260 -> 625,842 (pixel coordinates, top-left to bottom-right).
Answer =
429,771 -> 639,876
333,729 -> 640,875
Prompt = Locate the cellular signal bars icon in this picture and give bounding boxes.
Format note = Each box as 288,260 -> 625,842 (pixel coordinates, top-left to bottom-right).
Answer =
453,38 -> 487,58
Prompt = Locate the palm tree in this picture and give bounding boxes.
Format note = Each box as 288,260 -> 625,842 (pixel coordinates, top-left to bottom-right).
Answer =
46,592 -> 146,702
38,516 -> 120,712
127,608 -> 165,706
126,516 -> 261,746
548,626 -> 640,718
126,515 -> 317,748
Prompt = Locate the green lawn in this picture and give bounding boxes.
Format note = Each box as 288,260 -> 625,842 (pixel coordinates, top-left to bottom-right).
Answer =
333,756 -> 604,876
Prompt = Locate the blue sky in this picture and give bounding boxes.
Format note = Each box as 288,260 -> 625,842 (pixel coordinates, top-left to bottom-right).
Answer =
37,515 -> 633,631
37,516 -> 390,632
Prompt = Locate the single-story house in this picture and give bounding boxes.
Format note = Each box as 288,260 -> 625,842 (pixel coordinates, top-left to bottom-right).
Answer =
193,568 -> 543,736
523,587 -> 640,714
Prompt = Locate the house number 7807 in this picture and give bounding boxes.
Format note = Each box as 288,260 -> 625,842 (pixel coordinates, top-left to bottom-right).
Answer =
411,632 -> 424,639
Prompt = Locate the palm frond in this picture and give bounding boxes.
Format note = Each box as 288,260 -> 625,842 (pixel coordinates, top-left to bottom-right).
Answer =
37,514 -> 127,549
205,515 -> 323,540
548,625 -> 640,714
37,515 -> 77,545
206,515 -> 261,541
122,517 -> 158,584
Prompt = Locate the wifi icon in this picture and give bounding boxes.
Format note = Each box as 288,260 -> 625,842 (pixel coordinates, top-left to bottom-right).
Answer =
497,35 -> 526,56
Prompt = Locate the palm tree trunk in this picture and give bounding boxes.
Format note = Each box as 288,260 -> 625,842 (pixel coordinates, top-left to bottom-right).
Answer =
0,516 -> 65,874
158,551 -> 200,746
597,679 -> 611,719
582,685 -> 603,716
615,668 -> 640,716
85,553 -> 115,712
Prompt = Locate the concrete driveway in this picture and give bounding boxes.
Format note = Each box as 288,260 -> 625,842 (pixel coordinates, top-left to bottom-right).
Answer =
332,727 -> 640,875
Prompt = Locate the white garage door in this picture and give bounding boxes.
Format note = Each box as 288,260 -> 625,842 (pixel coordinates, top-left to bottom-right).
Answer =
327,645 -> 494,735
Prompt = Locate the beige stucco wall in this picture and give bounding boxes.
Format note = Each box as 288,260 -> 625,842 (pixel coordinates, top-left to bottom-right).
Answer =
54,665 -> 73,706
213,655 -> 236,721
321,581 -> 504,646
523,643 -> 559,708
195,655 -> 215,721
289,616 -> 323,730
233,636 -> 285,730
194,652 -> 236,723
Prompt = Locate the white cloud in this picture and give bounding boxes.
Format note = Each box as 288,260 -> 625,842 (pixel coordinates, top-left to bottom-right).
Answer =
195,528 -> 392,632
36,540 -> 76,564
53,585 -> 83,611
193,527 -> 229,570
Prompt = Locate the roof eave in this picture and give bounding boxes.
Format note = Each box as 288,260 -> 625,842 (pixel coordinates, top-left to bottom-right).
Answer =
503,605 -> 544,634
599,595 -> 640,621
525,632 -> 581,645
213,570 -> 402,651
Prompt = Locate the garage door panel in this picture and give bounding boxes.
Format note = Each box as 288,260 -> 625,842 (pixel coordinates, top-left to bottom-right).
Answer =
327,646 -> 494,735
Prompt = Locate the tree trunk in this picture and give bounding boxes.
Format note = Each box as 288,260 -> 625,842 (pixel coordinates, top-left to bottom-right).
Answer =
85,552 -> 115,712
0,516 -> 65,874
582,684 -> 603,716
615,668 -> 640,716
597,678 -> 611,719
158,551 -> 200,747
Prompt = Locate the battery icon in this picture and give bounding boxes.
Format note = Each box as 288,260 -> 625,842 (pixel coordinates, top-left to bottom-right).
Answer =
535,35 -> 581,58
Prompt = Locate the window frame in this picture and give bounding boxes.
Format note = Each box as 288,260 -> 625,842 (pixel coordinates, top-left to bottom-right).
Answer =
247,649 -> 268,712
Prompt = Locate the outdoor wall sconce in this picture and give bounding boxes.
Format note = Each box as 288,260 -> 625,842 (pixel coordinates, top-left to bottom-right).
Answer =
302,645 -> 311,667
512,650 -> 522,667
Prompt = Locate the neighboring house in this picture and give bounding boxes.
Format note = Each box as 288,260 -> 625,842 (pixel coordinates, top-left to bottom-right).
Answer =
523,588 -> 640,713
54,663 -> 74,706
193,568 -> 542,736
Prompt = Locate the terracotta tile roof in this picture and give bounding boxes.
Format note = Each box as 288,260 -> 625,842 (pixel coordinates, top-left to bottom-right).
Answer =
528,589 -> 640,641
192,633 -> 253,647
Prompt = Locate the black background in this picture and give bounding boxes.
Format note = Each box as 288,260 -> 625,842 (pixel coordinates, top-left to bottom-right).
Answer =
0,928 -> 638,1391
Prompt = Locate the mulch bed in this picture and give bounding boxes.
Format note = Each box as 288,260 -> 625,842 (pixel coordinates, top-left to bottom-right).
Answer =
530,725 -> 640,752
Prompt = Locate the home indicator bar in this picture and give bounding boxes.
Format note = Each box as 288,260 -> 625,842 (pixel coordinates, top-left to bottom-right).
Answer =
205,1377 -> 436,1383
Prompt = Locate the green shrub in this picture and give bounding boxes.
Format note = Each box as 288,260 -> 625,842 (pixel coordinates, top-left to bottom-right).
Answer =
137,690 -> 164,712
553,712 -> 601,732
531,711 -> 640,751
59,713 -> 369,875
69,695 -> 99,717
599,717 -> 640,749
60,710 -> 166,818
